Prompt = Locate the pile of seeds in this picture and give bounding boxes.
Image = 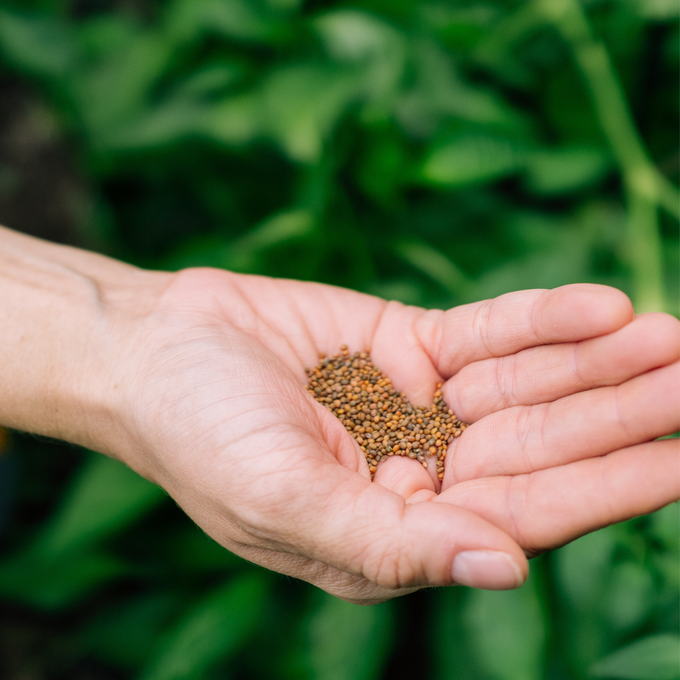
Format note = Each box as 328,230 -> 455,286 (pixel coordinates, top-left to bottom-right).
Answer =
305,345 -> 468,480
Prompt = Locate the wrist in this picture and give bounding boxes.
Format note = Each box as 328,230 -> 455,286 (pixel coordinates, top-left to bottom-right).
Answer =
0,226 -> 174,468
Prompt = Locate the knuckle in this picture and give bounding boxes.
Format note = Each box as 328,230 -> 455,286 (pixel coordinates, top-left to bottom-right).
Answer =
494,354 -> 517,411
472,299 -> 495,356
363,538 -> 418,590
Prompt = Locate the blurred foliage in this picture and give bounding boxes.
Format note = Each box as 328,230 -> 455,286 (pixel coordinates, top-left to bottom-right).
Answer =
0,0 -> 677,678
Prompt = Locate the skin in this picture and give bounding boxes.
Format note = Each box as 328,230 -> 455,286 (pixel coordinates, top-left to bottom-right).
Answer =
1,225 -> 678,604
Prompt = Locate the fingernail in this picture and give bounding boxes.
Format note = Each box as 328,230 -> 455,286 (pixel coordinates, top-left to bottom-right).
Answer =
451,551 -> 524,589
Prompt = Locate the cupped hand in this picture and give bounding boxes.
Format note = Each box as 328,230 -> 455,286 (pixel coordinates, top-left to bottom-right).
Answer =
108,268 -> 679,603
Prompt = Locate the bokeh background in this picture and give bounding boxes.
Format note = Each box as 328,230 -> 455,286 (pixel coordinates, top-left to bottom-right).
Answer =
0,0 -> 678,678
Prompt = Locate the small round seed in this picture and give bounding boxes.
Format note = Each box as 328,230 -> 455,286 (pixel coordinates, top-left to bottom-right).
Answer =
306,348 -> 467,479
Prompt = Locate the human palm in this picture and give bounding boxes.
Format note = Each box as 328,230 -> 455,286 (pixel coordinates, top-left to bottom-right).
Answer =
118,267 -> 679,603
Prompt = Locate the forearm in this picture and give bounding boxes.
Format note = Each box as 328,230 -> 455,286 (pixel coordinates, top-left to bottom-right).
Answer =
0,225 -> 171,458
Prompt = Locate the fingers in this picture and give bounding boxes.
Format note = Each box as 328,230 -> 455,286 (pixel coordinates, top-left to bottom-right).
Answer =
447,312 -> 680,422
372,455 -> 437,498
415,284 -> 634,378
445,362 -> 679,483
437,438 -> 680,555
371,301 -> 445,406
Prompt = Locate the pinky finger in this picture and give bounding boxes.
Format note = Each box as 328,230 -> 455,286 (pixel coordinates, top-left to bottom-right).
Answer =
436,438 -> 680,556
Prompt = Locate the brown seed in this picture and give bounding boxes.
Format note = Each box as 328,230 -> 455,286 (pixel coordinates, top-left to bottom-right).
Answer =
306,348 -> 467,478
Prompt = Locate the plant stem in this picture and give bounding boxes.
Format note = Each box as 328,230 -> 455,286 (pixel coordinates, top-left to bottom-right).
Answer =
539,0 -> 676,312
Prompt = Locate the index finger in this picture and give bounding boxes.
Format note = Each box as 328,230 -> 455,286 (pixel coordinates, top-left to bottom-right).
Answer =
415,284 -> 634,378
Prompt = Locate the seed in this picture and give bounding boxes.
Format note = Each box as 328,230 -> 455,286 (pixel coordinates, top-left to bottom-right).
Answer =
305,348 -> 468,479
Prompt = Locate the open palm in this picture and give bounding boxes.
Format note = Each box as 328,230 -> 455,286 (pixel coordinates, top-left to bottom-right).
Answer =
117,267 -> 679,603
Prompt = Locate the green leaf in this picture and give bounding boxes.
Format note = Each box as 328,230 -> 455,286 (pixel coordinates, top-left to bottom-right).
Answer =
557,529 -> 616,609
589,634 -> 680,680
261,64 -> 358,162
166,0 -> 283,44
314,9 -> 405,110
0,548 -> 126,609
469,2 -> 545,87
315,10 -> 396,63
237,208 -> 315,251
305,594 -> 395,680
94,100 -> 208,152
173,62 -> 245,99
165,209 -> 315,270
139,573 -> 269,680
464,572 -> 546,680
421,4 -> 501,49
605,561 -> 655,631
627,0 -> 680,20
98,61 -> 249,151
420,134 -> 521,186
0,9 -> 76,77
474,214 -> 591,298
0,450 -> 161,609
393,238 -> 473,297
398,41 -> 527,134
220,208 -> 316,271
524,146 -> 610,195
30,453 -> 165,557
205,93 -> 262,146
555,529 -> 618,669
72,28 -> 174,134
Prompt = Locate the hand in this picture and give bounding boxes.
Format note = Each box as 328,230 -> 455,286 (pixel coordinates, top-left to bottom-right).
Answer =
371,284 -> 679,557
100,268 -> 678,603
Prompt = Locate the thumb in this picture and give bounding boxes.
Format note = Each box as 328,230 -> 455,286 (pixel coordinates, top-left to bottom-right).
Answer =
280,463 -> 528,591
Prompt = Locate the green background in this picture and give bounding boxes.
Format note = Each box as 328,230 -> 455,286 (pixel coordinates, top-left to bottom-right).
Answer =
0,0 -> 677,678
